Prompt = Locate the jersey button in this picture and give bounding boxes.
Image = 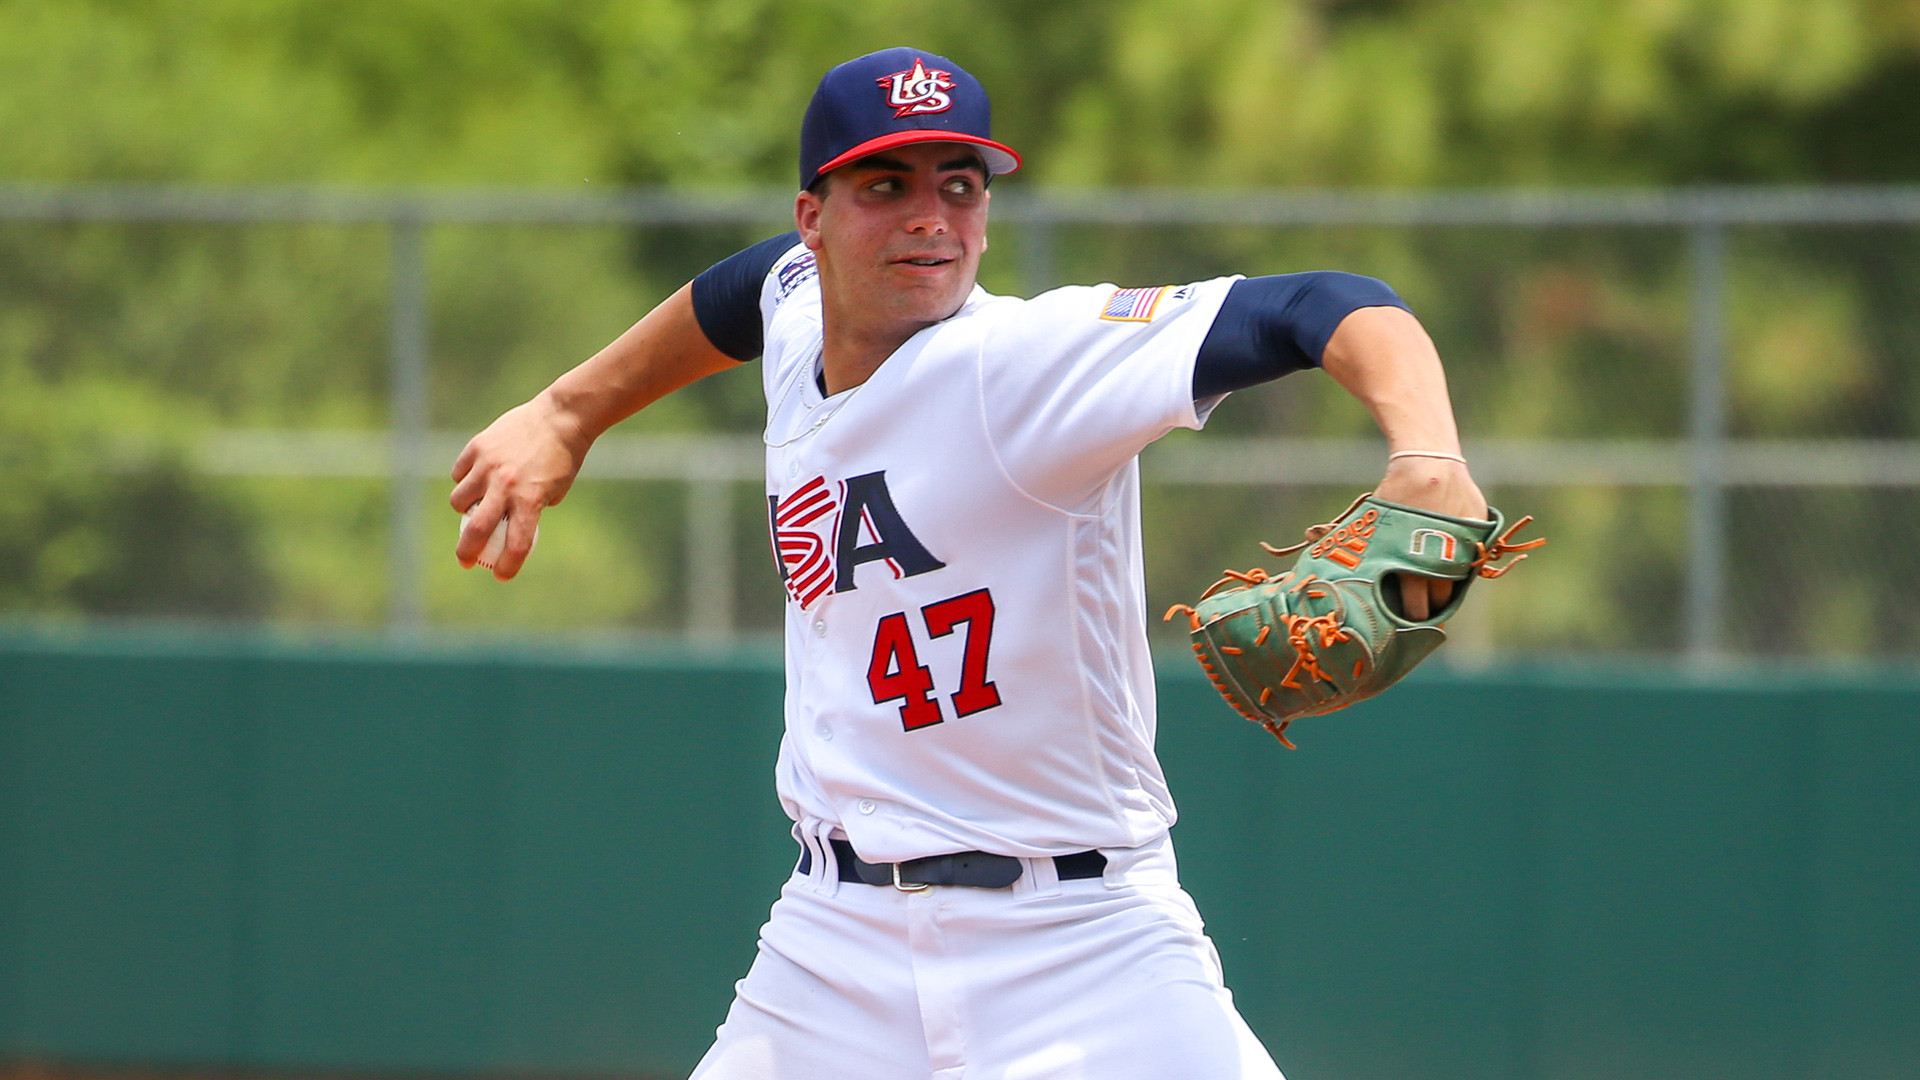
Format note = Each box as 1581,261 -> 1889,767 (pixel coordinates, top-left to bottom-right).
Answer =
787,461 -> 800,479
857,799 -> 876,815
812,619 -> 827,637
815,722 -> 832,741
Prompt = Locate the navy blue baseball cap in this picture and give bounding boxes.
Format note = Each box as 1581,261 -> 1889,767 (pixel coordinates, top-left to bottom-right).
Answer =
800,47 -> 1021,190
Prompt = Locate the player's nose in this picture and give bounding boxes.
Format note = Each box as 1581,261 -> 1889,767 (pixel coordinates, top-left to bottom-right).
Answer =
902,214 -> 948,236
899,186 -> 950,234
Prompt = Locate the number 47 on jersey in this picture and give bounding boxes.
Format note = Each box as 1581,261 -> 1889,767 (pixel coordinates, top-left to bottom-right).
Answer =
868,588 -> 1001,731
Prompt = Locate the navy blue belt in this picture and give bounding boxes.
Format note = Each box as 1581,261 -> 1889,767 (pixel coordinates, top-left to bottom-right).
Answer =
799,837 -> 1106,891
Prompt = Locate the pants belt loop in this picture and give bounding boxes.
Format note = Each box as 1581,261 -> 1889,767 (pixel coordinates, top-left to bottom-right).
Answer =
1016,851 -> 1062,897
796,820 -> 839,895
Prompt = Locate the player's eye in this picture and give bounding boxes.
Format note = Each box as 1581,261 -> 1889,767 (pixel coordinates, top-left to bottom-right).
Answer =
943,177 -> 979,196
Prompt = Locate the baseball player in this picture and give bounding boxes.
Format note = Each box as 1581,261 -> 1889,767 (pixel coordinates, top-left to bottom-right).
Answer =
453,47 -> 1487,1080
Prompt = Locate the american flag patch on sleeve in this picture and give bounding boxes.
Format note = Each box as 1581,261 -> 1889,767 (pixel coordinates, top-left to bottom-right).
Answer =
1099,286 -> 1168,322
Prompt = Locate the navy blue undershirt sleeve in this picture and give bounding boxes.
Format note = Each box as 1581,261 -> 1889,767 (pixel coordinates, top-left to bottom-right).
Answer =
691,231 -> 802,361
1193,273 -> 1410,398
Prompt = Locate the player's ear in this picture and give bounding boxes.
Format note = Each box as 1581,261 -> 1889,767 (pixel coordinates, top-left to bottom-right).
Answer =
795,190 -> 826,250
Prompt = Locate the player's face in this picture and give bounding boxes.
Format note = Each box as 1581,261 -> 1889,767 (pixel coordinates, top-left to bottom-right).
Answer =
796,142 -> 990,335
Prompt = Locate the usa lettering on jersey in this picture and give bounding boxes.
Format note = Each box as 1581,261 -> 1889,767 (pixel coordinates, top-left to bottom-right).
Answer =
771,477 -> 839,607
769,470 -> 945,609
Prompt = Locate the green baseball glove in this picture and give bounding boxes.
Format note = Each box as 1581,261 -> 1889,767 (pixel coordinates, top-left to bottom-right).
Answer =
1166,494 -> 1543,748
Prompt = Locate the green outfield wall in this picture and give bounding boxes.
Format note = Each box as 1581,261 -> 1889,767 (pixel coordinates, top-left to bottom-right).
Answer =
1,630 -> 1916,1080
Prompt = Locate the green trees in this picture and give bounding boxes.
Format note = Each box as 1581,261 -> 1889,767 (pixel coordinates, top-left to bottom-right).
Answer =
10,0 -> 1920,189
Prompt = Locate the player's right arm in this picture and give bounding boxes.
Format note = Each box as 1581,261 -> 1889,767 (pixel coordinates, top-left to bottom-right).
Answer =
450,283 -> 734,580
452,231 -> 803,579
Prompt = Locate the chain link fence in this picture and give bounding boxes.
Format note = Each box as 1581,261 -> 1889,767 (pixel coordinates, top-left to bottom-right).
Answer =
3,186 -> 1917,661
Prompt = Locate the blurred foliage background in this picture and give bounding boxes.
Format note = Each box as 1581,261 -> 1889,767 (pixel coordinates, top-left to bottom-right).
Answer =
4,0 -> 1920,659
11,0 -> 1920,187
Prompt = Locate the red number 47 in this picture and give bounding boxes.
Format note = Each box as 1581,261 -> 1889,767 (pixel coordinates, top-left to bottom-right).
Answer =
867,588 -> 1002,731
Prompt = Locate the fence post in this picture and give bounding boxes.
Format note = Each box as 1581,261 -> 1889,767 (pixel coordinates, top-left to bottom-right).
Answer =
388,213 -> 429,634
1685,222 -> 1728,662
1020,211 -> 1055,297
686,466 -> 736,642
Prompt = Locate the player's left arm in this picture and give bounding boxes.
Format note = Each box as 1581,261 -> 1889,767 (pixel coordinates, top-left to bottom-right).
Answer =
1192,273 -> 1487,619
1319,305 -> 1488,619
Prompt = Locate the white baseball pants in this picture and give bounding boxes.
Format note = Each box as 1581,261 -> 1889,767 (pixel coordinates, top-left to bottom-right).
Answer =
689,827 -> 1286,1080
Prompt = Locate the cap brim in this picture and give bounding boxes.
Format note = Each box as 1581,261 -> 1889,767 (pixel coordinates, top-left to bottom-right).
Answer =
812,131 -> 1021,185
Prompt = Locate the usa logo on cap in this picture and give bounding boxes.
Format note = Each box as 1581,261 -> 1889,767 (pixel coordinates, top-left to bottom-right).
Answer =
879,59 -> 956,118
799,47 -> 1022,189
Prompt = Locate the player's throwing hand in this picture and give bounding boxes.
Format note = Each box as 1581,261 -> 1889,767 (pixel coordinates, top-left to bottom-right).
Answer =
449,396 -> 585,581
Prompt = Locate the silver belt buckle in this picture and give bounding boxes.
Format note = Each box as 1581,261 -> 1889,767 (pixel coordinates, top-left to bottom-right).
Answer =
891,861 -> 931,892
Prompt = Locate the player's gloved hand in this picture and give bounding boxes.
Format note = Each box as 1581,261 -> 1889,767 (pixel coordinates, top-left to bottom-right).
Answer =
1371,455 -> 1488,620
450,393 -> 590,580
1167,485 -> 1541,748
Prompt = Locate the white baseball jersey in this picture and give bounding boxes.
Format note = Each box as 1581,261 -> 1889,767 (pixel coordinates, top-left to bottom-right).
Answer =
755,242 -> 1238,863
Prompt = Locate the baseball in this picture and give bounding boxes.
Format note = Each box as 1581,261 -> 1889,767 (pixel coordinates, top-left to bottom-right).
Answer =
461,509 -> 537,571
